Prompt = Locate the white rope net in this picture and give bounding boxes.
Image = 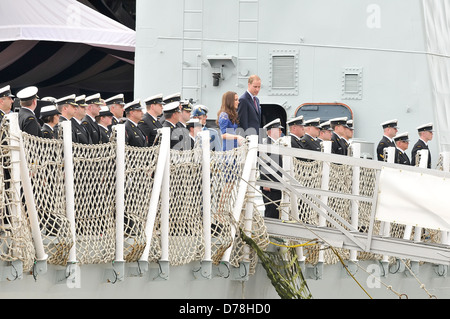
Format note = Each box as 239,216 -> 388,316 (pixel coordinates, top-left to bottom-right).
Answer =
4,121 -> 268,272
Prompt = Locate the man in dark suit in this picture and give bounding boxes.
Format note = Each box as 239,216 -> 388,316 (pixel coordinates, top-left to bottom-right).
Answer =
411,123 -> 433,168
376,119 -> 398,161
124,100 -> 147,147
0,85 -> 14,124
238,75 -> 262,138
299,118 -> 322,152
393,132 -> 411,165
82,93 -> 102,144
16,86 -> 42,137
260,118 -> 283,219
286,115 -> 304,149
330,117 -> 349,155
139,94 -> 164,146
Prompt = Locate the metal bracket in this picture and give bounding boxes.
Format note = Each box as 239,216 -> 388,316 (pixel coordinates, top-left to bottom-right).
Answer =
56,263 -> 80,288
104,260 -> 125,284
128,260 -> 149,277
435,264 -> 448,277
0,260 -> 24,281
305,261 -> 323,280
212,261 -> 231,279
193,260 -> 212,280
230,261 -> 250,281
32,259 -> 47,278
150,260 -> 169,281
405,261 -> 420,277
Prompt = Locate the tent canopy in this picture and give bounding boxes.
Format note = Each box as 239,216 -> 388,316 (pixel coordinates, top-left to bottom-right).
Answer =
0,0 -> 136,100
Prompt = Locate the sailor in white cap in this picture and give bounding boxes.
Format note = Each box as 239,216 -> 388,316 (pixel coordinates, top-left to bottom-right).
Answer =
330,117 -> 349,155
186,118 -> 202,149
16,86 -> 42,137
124,100 -> 147,147
299,118 -> 321,152
105,93 -> 125,131
162,101 -> 184,149
411,123 -> 433,168
82,93 -> 103,144
393,132 -> 411,165
0,85 -> 14,123
318,120 -> 333,142
376,119 -> 398,161
261,118 -> 283,219
40,104 -> 60,139
96,105 -> 114,143
139,94 -> 165,146
286,115 -> 304,148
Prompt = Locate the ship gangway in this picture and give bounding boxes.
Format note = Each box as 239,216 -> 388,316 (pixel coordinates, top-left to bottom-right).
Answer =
256,139 -> 450,277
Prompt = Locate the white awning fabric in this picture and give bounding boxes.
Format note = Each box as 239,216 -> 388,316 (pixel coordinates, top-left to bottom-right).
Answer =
0,0 -> 135,52
376,166 -> 450,231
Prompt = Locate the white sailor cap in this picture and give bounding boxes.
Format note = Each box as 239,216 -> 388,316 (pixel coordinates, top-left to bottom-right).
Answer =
163,101 -> 181,114
191,105 -> 208,117
144,94 -> 165,105
17,86 -> 38,101
124,99 -> 144,112
75,95 -> 88,107
186,118 -> 201,128
304,117 -> 321,128
417,123 -> 433,132
319,120 -> 333,131
263,118 -> 283,130
163,92 -> 181,104
286,115 -> 304,126
38,96 -> 57,108
56,94 -> 78,106
105,94 -> 125,106
0,85 -> 14,98
39,104 -> 60,119
85,93 -> 103,105
394,132 -> 409,142
329,117 -> 348,126
98,105 -> 113,117
381,119 -> 398,129
346,119 -> 354,130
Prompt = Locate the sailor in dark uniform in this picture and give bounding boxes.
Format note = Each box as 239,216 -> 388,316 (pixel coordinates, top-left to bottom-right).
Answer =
40,104 -> 60,139
162,101 -> 182,149
82,93 -> 103,144
139,94 -> 164,146
330,117 -> 349,155
411,123 -> 433,168
159,92 -> 181,124
299,117 -> 322,152
286,115 -> 304,149
16,86 -> 42,137
376,119 -> 398,161
260,118 -> 283,219
0,85 -> 14,124
186,118 -> 201,149
176,100 -> 193,150
318,120 -> 333,143
393,132 -> 411,165
96,106 -> 113,143
124,100 -> 147,147
104,94 -> 125,133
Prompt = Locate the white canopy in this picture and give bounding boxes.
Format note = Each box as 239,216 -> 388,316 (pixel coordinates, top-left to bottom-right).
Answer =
0,0 -> 135,52
0,0 -> 136,97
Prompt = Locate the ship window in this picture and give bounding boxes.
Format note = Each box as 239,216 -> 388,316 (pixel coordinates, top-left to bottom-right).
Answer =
342,67 -> 363,100
268,49 -> 298,96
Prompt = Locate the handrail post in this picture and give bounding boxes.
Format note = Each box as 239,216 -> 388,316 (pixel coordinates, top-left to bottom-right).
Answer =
193,130 -> 212,279
140,128 -> 170,278
349,143 -> 360,268
318,140 -> 331,266
221,135 -> 258,267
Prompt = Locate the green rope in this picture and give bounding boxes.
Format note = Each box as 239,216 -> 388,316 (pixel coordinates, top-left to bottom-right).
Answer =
240,229 -> 312,299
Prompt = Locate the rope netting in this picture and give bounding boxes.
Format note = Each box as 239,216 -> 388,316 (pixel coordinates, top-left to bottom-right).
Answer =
3,120 -> 269,272
0,119 -> 36,271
